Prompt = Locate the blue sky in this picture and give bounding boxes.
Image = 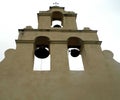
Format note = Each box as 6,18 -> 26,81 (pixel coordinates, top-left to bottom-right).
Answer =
0,0 -> 120,62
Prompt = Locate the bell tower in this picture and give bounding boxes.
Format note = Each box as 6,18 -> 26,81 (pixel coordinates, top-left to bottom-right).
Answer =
17,6 -> 103,71
0,6 -> 120,100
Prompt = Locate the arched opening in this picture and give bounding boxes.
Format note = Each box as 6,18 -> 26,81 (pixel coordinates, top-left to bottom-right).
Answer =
33,36 -> 50,71
51,11 -> 63,28
67,37 -> 84,71
52,20 -> 62,28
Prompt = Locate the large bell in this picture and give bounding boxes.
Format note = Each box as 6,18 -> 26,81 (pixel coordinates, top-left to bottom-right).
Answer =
35,46 -> 49,59
70,49 -> 80,57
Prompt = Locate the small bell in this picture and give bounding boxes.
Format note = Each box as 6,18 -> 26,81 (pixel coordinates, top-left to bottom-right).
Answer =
70,49 -> 80,57
35,46 -> 49,59
53,24 -> 61,28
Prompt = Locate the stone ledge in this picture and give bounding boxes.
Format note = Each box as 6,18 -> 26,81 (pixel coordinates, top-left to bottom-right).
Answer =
18,29 -> 97,33
16,40 -> 101,45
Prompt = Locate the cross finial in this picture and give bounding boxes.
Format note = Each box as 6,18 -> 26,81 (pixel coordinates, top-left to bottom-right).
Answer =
53,2 -> 59,6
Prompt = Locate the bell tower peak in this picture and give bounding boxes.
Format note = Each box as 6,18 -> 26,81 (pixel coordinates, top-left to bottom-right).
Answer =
37,6 -> 77,29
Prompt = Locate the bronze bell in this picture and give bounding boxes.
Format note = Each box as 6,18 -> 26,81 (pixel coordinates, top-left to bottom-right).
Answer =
70,49 -> 80,57
35,46 -> 49,59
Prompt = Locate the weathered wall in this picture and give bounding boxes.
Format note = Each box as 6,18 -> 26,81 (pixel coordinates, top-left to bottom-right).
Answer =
0,42 -> 120,100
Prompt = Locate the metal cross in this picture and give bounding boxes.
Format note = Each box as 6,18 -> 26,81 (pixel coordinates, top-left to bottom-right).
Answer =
53,2 -> 59,6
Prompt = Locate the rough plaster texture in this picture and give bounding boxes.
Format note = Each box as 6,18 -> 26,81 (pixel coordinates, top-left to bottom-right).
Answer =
0,6 -> 120,100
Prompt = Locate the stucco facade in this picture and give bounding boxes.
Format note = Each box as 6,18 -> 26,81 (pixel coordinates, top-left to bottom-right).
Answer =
0,6 -> 120,100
